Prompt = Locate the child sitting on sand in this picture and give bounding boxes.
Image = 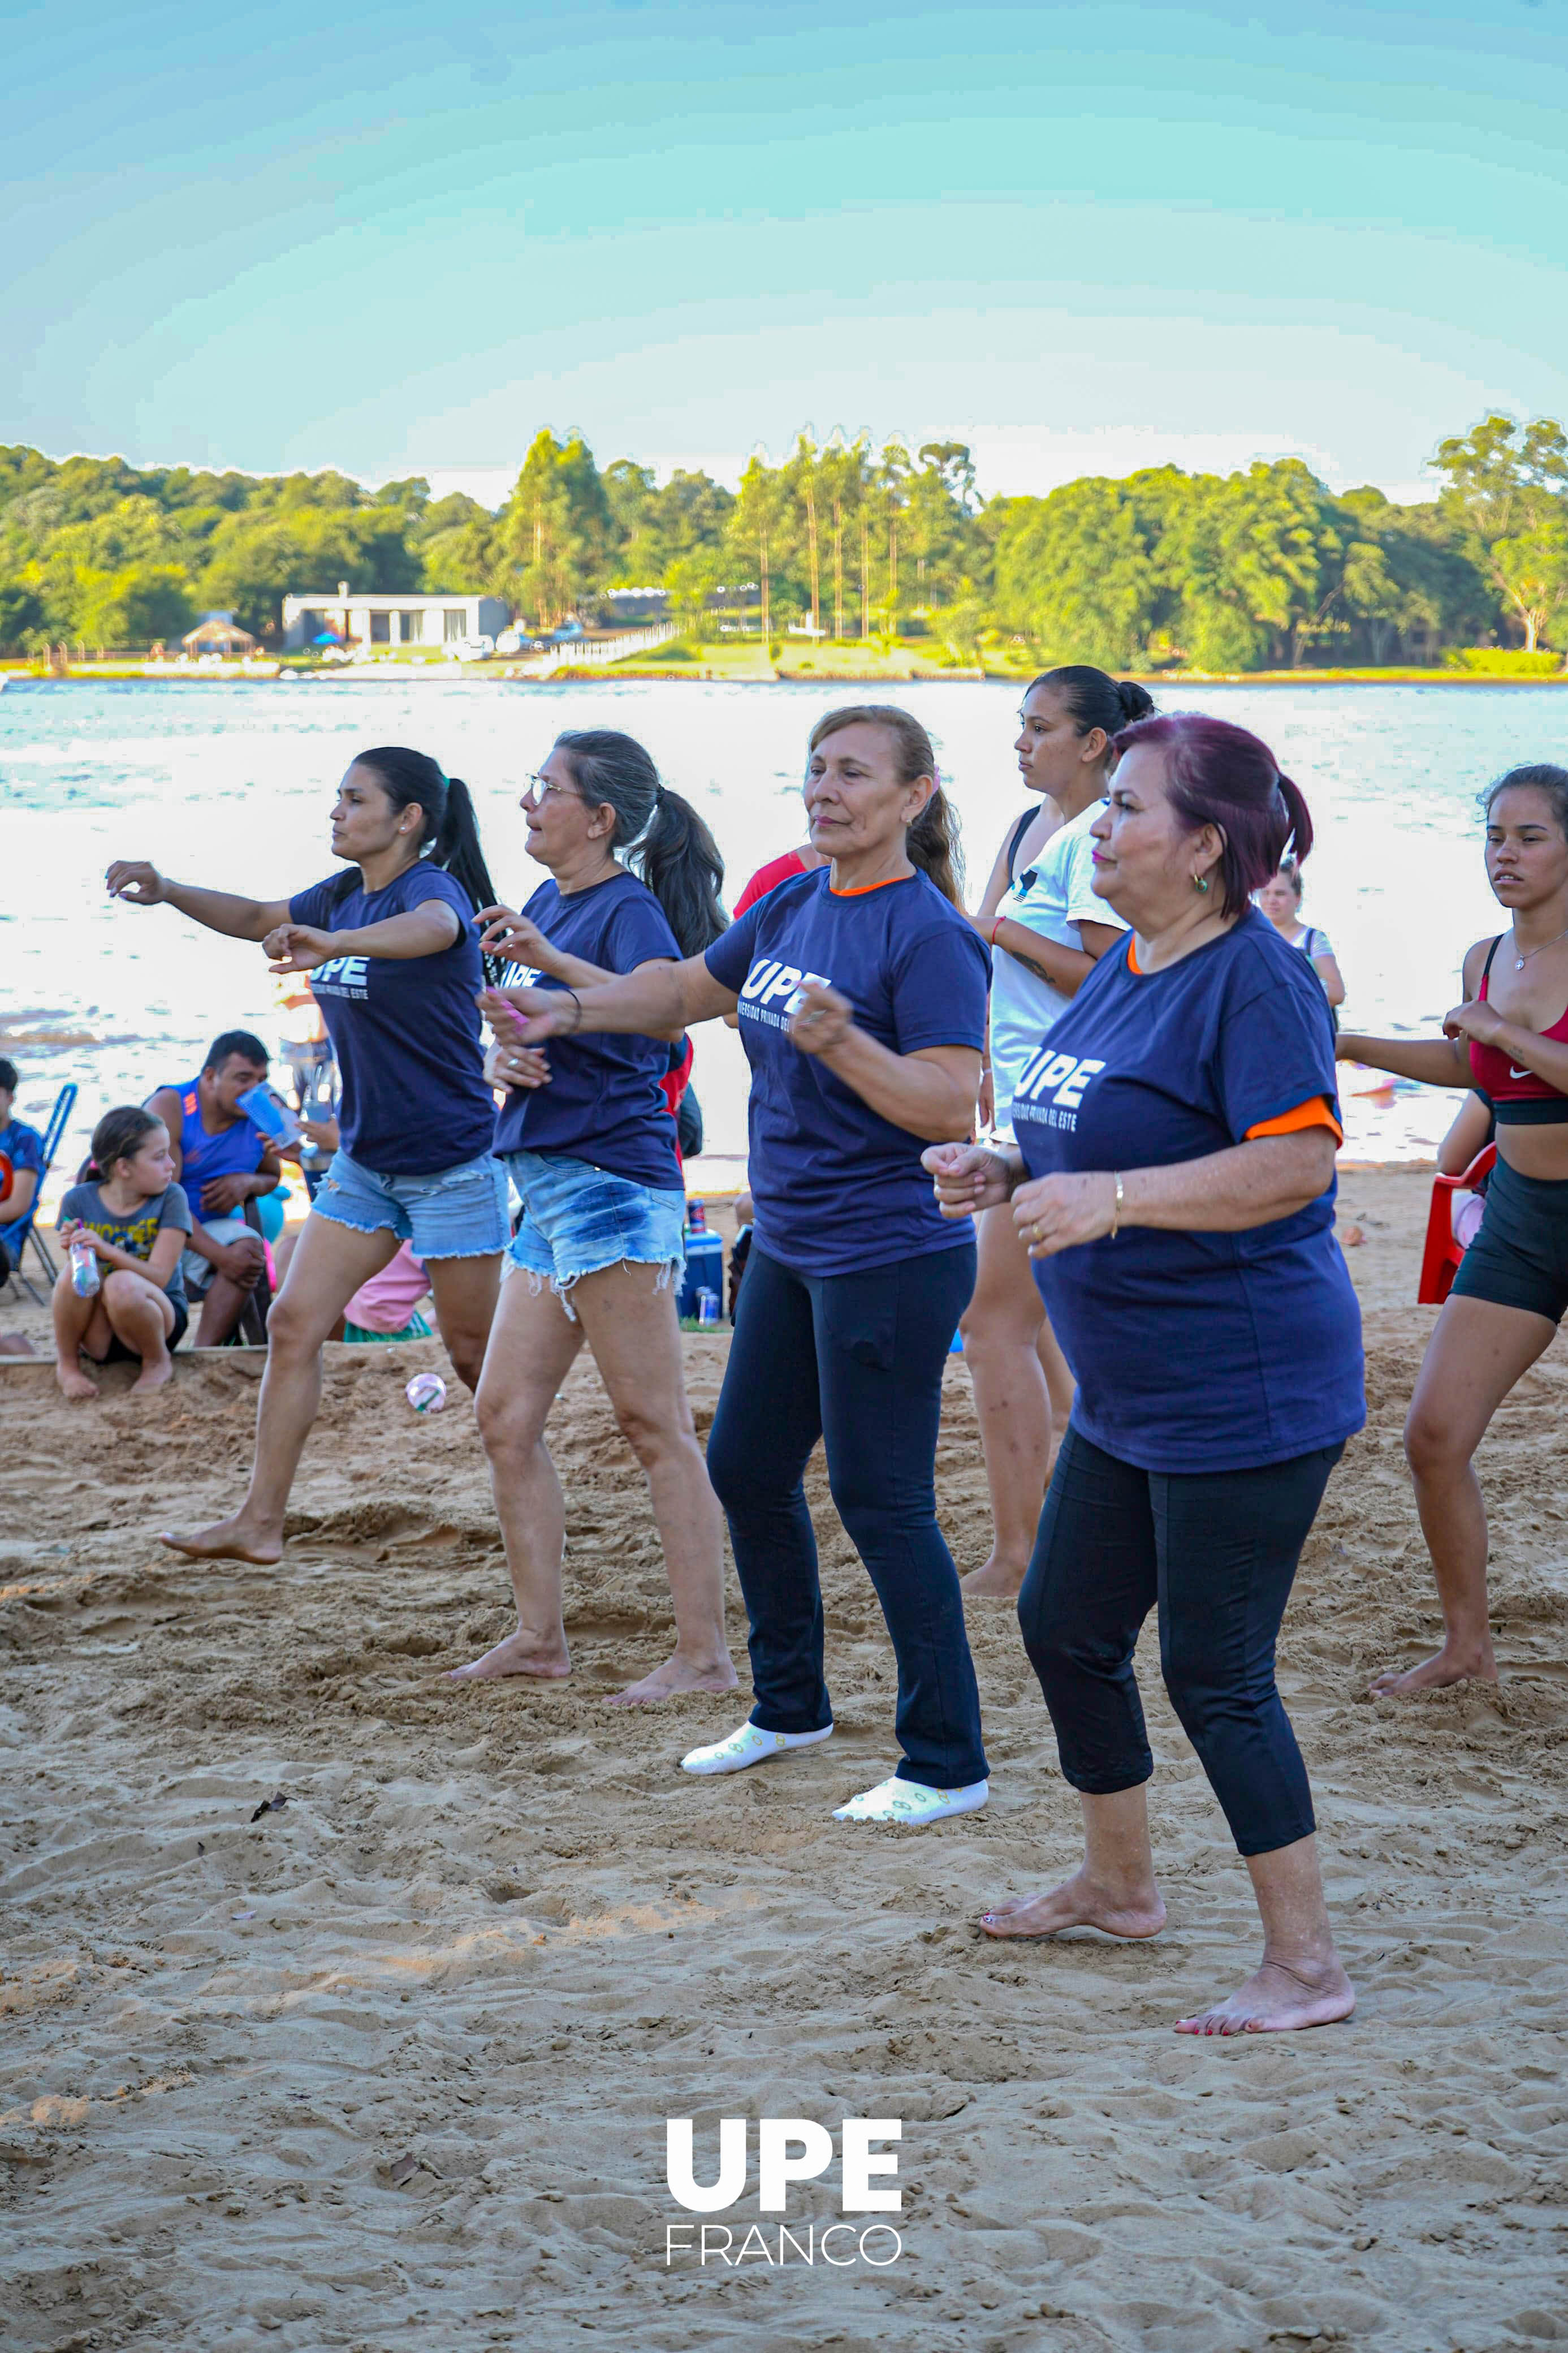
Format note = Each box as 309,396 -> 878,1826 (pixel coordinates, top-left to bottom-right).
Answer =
53,1107 -> 193,1399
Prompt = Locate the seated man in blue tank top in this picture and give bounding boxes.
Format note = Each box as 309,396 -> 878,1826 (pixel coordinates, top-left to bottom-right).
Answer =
146,1031 -> 282,1346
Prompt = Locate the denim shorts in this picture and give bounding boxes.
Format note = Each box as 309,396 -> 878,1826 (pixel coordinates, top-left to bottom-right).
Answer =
313,1148 -> 509,1260
503,1148 -> 685,1316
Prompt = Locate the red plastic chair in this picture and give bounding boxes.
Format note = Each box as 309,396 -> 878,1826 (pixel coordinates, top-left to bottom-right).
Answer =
1416,1143 -> 1497,1304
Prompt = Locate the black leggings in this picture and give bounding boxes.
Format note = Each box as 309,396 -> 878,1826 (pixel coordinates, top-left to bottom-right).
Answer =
1018,1427 -> 1344,1857
705,1241 -> 987,1791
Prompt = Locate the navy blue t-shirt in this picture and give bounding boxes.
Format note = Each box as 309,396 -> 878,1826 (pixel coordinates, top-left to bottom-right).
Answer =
1010,909 -> 1364,1472
289,863 -> 494,1176
493,870 -> 684,1190
706,867 -> 991,1277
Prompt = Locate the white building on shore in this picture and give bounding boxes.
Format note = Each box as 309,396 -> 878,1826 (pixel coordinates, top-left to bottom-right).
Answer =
281,583 -> 509,651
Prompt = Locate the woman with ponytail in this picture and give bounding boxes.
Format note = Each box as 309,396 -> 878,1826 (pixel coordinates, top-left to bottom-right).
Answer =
927,713 -> 1364,2033
453,729 -> 738,1705
961,666 -> 1150,1600
105,747 -> 511,1563
487,706 -> 992,1821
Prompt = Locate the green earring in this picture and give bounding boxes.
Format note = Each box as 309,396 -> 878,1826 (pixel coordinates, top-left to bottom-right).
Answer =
1193,872 -> 1210,894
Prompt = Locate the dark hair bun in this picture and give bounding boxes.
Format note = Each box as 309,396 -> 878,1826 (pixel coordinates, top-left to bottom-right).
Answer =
1116,680 -> 1156,725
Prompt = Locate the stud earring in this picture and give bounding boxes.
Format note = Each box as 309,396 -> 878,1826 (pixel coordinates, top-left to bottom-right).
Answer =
1193,872 -> 1211,894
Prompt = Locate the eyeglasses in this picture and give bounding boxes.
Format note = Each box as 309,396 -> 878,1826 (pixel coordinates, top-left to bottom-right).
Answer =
521,772 -> 582,804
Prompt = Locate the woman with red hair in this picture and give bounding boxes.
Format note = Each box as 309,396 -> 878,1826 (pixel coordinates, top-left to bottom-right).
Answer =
928,713 -> 1364,2035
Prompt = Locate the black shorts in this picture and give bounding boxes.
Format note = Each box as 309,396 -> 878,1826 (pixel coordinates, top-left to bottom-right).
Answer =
88,1300 -> 190,1364
1449,1155 -> 1568,1325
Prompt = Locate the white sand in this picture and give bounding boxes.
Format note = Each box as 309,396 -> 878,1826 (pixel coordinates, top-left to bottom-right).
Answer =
4,1168 -> 1567,2349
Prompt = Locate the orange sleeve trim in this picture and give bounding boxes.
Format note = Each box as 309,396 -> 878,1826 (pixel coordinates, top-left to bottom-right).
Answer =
1246,1097 -> 1344,1145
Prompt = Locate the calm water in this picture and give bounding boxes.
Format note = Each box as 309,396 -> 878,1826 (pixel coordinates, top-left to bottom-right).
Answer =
3,676 -> 1562,1191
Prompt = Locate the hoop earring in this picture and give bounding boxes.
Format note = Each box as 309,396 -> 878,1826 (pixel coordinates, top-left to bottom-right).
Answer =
1192,872 -> 1211,895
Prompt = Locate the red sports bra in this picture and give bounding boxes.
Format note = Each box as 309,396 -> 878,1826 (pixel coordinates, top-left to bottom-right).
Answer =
1469,937 -> 1568,1124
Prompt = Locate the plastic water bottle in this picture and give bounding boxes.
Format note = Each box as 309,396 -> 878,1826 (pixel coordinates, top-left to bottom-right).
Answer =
405,1372 -> 447,1413
236,1083 -> 301,1145
70,1236 -> 101,1297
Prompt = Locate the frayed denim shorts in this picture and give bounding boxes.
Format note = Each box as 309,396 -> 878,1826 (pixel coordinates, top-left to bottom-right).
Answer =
503,1148 -> 686,1316
313,1148 -> 509,1260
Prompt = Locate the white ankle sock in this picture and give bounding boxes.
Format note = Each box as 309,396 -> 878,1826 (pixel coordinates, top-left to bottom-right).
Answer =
832,1775 -> 989,1825
680,1721 -> 834,1777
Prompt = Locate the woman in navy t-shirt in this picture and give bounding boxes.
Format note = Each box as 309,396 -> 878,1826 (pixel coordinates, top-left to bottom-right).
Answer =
105,747 -> 509,1565
489,705 -> 992,1824
452,729 -> 740,1708
929,713 -> 1364,2034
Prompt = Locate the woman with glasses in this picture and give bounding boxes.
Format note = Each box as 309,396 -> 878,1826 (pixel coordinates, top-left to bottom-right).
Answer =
489,705 -> 992,1826
453,731 -> 740,1706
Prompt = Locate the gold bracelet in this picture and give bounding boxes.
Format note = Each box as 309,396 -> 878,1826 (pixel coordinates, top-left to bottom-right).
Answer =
1109,1173 -> 1124,1238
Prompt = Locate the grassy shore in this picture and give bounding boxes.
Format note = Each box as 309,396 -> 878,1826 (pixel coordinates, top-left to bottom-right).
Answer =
5,643 -> 1565,687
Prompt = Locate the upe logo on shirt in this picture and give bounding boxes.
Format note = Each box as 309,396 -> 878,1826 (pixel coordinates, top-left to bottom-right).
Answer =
1013,1048 -> 1106,1130
310,954 -> 370,998
663,2116 -> 903,2268
736,959 -> 834,1030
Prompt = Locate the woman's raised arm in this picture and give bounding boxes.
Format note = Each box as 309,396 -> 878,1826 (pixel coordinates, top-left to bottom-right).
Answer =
106,861 -> 293,943
1336,1029 -> 1468,1087
482,954 -> 737,1042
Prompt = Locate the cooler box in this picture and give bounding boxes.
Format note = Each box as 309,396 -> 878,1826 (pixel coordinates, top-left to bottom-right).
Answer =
677,1228 -> 724,1320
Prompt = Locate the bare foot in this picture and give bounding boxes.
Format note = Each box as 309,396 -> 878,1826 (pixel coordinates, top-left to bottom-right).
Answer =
0,1334 -> 36,1356
960,1553 -> 1028,1602
55,1363 -> 100,1403
449,1629 -> 571,1682
979,1868 -> 1167,1941
1176,1954 -> 1355,2036
132,1355 -> 175,1393
1370,1641 -> 1497,1696
607,1650 -> 740,1707
159,1516 -> 283,1565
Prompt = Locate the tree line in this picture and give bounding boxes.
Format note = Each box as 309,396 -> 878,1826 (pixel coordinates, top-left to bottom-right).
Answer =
1,414 -> 1565,667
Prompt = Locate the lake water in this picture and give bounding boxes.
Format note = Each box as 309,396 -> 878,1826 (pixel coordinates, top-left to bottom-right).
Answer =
3,675 -> 1561,1193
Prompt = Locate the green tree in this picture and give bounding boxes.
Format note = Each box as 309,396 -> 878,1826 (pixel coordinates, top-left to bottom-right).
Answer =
728,455 -> 796,641
1432,415 -> 1568,648
992,477 -> 1155,666
606,464 -> 733,587
603,459 -> 656,575
1490,512 -> 1568,653
502,431 -> 614,625
412,493 -> 503,596
0,579 -> 45,647
75,563 -> 195,646
195,506 -> 417,635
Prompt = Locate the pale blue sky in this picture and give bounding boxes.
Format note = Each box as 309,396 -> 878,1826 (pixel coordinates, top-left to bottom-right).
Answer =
7,0 -> 1567,502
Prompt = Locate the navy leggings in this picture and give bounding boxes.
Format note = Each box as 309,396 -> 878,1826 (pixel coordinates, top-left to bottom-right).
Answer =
705,1241 -> 987,1790
1018,1427 -> 1344,1856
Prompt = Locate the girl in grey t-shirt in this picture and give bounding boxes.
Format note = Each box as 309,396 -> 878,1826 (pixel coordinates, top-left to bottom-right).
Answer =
55,1106 -> 192,1399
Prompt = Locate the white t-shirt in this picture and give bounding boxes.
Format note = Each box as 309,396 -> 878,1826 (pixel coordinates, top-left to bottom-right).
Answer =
989,799 -> 1125,1135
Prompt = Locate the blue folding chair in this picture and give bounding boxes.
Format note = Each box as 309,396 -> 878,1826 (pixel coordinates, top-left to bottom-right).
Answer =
3,1081 -> 78,1306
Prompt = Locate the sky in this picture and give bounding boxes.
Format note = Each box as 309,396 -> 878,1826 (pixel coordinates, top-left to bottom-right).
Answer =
6,0 -> 1568,507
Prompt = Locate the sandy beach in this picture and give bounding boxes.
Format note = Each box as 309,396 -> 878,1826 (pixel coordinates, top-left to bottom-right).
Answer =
5,1167 -> 1568,2350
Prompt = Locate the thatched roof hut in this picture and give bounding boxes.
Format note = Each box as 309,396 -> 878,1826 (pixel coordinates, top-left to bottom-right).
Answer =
182,611 -> 257,655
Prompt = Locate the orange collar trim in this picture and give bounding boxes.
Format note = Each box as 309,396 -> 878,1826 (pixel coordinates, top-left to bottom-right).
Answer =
1126,937 -> 1143,975
829,873 -> 914,898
